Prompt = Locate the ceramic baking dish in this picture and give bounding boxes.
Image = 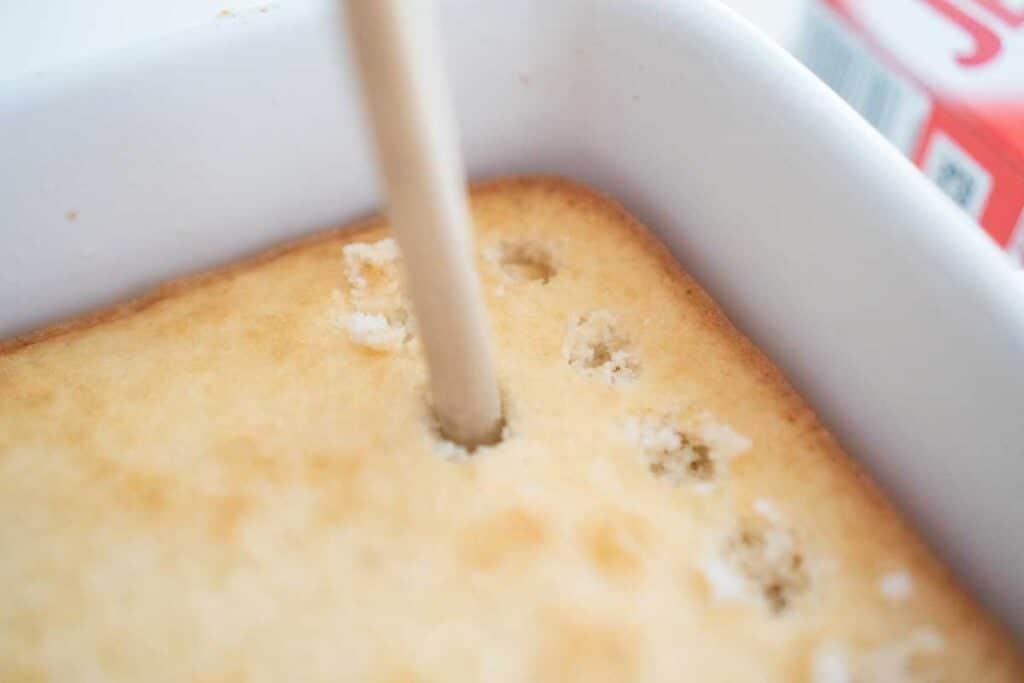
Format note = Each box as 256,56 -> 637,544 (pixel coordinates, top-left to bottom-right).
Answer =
1,0 -> 1022,636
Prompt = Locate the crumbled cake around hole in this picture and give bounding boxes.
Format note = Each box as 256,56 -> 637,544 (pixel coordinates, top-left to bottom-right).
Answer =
431,424 -> 509,462
628,417 -> 713,483
625,413 -> 751,487
424,391 -> 511,462
562,310 -> 639,384
343,309 -> 413,351
712,517 -> 810,615
343,238 -> 401,292
487,238 -> 560,284
339,238 -> 414,350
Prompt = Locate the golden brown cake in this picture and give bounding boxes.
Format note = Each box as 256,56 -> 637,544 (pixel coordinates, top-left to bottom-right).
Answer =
1,177 -> 1020,681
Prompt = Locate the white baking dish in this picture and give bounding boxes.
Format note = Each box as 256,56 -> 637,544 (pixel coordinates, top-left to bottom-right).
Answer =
1,0 -> 1022,636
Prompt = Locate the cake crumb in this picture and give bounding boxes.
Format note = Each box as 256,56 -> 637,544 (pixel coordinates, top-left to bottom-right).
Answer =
563,310 -> 638,384
340,238 -> 414,350
880,570 -> 914,602
625,413 -> 750,487
697,415 -> 752,459
716,516 -> 810,615
344,311 -> 411,351
343,238 -> 401,292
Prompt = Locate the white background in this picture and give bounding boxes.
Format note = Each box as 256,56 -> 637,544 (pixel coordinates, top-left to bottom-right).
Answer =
0,0 -> 802,83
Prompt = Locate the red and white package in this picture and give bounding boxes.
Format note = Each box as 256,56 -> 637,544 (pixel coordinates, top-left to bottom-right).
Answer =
794,0 -> 1024,266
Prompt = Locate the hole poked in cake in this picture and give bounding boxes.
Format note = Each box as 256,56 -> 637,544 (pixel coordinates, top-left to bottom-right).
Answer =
487,238 -> 559,284
425,390 -> 511,462
725,521 -> 809,615
343,238 -> 402,294
625,413 -> 751,488
642,423 -> 713,482
703,508 -> 810,616
339,238 -> 414,350
562,310 -> 639,384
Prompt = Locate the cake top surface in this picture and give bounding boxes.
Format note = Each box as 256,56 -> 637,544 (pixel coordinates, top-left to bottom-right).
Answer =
1,178 -> 1019,681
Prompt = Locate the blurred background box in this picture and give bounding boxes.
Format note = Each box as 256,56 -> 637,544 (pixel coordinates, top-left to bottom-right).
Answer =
792,0 -> 1024,265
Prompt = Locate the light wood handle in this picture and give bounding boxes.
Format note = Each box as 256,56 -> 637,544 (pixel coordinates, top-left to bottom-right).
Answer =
347,0 -> 503,448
